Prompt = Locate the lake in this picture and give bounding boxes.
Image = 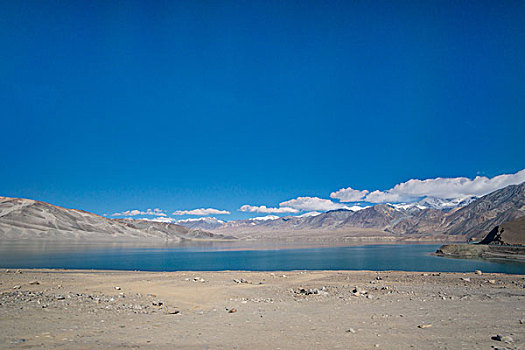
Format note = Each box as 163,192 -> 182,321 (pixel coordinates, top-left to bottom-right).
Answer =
0,241 -> 524,274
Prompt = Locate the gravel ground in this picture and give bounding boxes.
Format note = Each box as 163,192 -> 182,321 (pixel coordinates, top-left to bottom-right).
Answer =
0,269 -> 524,349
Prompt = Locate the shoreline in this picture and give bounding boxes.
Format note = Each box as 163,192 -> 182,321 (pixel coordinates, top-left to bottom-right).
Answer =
435,243 -> 525,263
1,269 -> 524,349
0,237 -> 456,250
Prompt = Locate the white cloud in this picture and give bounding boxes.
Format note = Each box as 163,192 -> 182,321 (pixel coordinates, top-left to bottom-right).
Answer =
330,187 -> 369,202
339,169 -> 525,204
279,197 -> 353,211
248,215 -> 280,221
172,208 -> 230,216
239,205 -> 299,214
143,217 -> 175,223
112,208 -> 166,217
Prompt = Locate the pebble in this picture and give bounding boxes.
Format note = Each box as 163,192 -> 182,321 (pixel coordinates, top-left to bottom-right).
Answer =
13,285 -> 21,290
475,270 -> 482,275
488,280 -> 496,284
460,278 -> 471,282
29,280 -> 40,285
296,288 -> 319,296
493,334 -> 513,343
228,308 -> 237,313
346,328 -> 356,333
233,278 -> 249,284
114,286 -> 121,290
418,324 -> 432,329
10,339 -> 25,344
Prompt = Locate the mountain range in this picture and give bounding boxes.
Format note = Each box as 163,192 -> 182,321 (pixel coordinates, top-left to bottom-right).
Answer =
0,182 -> 523,243
180,183 -> 525,242
0,197 -> 233,241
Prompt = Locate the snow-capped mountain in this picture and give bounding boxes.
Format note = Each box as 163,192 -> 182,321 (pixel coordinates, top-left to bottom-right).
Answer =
174,184 -> 523,242
391,196 -> 477,211
175,217 -> 225,230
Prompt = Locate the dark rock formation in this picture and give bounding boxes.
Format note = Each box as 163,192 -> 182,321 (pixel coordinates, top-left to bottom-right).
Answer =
478,216 -> 525,245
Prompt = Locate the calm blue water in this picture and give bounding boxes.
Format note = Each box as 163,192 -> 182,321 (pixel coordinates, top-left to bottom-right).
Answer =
0,242 -> 523,274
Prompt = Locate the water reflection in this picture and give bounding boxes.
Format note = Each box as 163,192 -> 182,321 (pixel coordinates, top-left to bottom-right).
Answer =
0,240 -> 524,274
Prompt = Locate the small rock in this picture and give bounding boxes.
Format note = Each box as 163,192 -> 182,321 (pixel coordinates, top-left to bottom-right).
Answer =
233,279 -> 241,284
29,280 -> 40,285
475,270 -> 482,275
418,324 -> 432,329
488,280 -> 496,284
519,319 -> 524,324
460,277 -> 471,282
346,328 -> 356,333
167,309 -> 180,315
13,285 -> 21,290
228,308 -> 237,313
492,334 -> 513,343
10,339 -> 25,344
114,286 -> 121,290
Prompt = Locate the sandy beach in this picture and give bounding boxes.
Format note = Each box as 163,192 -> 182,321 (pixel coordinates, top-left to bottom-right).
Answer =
1,269 -> 523,349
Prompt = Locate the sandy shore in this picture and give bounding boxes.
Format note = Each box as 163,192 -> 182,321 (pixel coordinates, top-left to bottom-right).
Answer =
1,269 -> 524,349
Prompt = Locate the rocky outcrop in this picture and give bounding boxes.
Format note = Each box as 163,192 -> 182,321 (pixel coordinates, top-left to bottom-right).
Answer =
436,216 -> 525,261
478,216 -> 525,245
435,244 -> 525,262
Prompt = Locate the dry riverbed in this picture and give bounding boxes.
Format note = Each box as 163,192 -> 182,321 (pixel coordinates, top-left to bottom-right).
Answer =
1,269 -> 524,349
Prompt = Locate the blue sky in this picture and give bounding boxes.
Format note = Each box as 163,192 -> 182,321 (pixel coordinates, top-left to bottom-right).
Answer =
1,0 -> 524,221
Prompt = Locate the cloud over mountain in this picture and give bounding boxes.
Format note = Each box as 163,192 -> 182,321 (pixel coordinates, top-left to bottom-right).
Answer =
239,205 -> 299,214
172,208 -> 230,216
330,187 -> 369,202
331,169 -> 525,203
138,217 -> 175,223
112,208 -> 166,217
279,197 -> 352,211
